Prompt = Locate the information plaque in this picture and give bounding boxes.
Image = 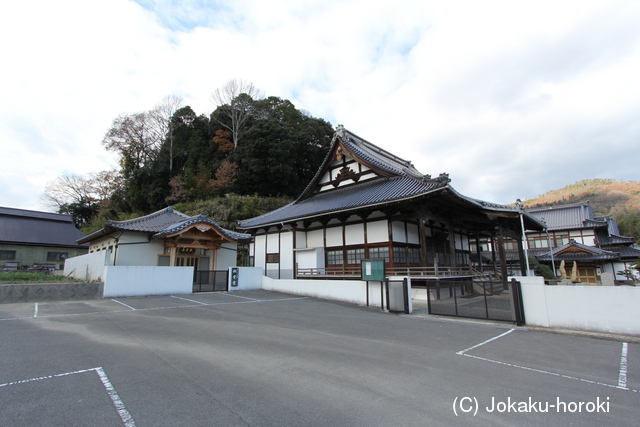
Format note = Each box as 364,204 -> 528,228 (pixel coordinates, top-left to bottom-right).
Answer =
361,259 -> 385,281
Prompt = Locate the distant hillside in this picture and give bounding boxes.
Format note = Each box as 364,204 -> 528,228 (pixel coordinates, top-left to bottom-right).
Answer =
522,179 -> 640,241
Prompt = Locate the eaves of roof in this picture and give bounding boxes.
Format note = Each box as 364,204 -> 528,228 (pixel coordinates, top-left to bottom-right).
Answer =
77,207 -> 249,244
238,176 -> 446,229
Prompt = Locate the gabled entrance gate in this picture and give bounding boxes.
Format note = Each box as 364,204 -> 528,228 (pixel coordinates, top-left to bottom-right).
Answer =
418,278 -> 525,325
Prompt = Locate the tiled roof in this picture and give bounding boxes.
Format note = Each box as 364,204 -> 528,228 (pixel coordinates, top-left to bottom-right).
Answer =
599,235 -> 636,246
240,127 -> 543,230
335,126 -> 424,180
526,202 -> 605,231
154,213 -> 251,241
239,176 -> 446,228
604,245 -> 640,259
78,207 -> 250,244
0,206 -> 87,247
536,240 -> 619,262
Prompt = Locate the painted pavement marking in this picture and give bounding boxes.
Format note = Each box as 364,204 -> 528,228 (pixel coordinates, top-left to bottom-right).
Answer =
457,329 -> 638,394
0,367 -> 135,426
33,303 -> 38,318
216,292 -> 260,301
619,342 -> 629,389
111,299 -> 136,310
0,296 -> 308,322
170,295 -> 208,305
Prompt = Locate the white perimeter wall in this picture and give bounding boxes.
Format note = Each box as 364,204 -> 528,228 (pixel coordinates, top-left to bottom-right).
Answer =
103,266 -> 193,297
229,267 -> 264,291
64,250 -> 109,281
262,276 -> 384,307
518,276 -> 640,336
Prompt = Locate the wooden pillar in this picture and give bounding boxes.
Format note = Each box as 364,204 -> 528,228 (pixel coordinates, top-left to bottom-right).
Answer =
387,216 -> 395,267
448,221 -> 457,267
496,226 -> 509,280
475,232 -> 483,273
418,217 -> 427,267
169,246 -> 176,267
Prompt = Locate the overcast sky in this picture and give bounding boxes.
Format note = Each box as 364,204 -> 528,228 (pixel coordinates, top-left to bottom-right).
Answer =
1,0 -> 639,212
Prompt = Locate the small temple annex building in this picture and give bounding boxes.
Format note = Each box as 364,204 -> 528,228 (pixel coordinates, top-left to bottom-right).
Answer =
77,207 -> 250,273
238,126 -> 545,281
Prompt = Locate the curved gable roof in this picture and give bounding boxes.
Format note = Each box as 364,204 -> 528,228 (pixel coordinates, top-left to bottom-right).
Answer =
78,207 -> 250,244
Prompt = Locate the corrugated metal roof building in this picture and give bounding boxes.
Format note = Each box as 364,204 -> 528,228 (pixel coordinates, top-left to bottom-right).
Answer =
0,206 -> 88,269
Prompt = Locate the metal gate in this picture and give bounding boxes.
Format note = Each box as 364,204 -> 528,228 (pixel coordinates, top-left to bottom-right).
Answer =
193,270 -> 229,292
419,278 -> 524,324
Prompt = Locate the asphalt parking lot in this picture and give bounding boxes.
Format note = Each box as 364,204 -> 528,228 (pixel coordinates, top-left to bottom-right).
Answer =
0,290 -> 638,426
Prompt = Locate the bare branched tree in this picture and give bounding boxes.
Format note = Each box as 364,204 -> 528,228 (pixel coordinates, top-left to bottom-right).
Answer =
210,79 -> 263,148
149,95 -> 183,171
102,95 -> 183,172
102,112 -> 158,170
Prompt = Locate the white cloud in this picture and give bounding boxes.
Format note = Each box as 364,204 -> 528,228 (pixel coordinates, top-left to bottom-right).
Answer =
1,0 -> 639,211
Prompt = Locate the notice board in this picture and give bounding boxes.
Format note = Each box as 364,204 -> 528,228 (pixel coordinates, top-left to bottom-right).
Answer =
361,259 -> 385,281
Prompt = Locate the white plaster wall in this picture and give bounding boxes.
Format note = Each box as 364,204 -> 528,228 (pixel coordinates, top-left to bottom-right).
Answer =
266,232 -> 280,253
306,229 -> 323,248
64,250 -> 109,281
518,275 -> 640,335
115,239 -> 164,266
367,220 -> 388,243
280,231 -> 294,279
216,242 -> 238,269
345,223 -> 364,245
254,235 -> 266,268
325,226 -> 343,247
295,230 -> 307,249
296,248 -> 324,269
262,276 -> 383,307
229,267 -> 264,291
407,223 -> 419,244
103,266 -> 193,297
392,221 -> 406,243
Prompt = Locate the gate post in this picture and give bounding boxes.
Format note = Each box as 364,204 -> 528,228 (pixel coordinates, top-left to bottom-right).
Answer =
510,278 -> 526,326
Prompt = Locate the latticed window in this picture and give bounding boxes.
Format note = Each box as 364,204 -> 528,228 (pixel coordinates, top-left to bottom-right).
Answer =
266,253 -> 280,263
327,250 -> 343,265
368,246 -> 389,263
346,248 -> 365,264
407,248 -> 420,265
393,247 -> 407,264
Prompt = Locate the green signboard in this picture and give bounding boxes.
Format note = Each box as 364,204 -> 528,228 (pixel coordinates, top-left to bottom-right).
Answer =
361,259 -> 386,281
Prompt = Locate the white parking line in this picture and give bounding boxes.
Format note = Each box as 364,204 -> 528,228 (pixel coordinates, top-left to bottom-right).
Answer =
619,342 -> 629,389
170,295 -> 208,305
111,299 -> 136,310
456,330 -> 638,394
0,367 -> 135,426
0,296 -> 308,322
217,292 -> 259,301
34,303 -> 38,318
455,328 -> 516,355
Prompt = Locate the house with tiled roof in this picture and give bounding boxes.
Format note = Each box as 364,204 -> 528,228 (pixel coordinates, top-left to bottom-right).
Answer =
525,203 -> 640,283
237,126 -> 544,280
76,207 -> 250,274
475,202 -> 640,283
0,206 -> 87,270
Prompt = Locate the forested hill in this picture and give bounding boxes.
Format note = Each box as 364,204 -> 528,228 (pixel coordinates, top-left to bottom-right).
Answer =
522,179 -> 640,240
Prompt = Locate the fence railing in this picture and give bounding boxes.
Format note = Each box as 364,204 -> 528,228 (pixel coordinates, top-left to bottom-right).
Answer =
296,265 -> 474,279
